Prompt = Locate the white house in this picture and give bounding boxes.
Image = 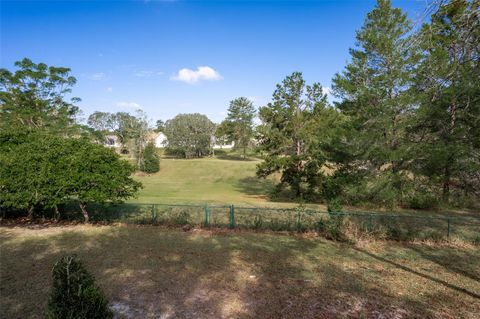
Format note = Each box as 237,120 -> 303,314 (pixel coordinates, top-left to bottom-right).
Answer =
154,132 -> 168,148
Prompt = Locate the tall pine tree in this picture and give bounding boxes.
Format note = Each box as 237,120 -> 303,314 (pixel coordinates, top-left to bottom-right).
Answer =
412,0 -> 480,202
332,0 -> 418,206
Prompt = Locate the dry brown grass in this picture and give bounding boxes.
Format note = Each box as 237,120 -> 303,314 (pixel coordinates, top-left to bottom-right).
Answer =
1,225 -> 479,318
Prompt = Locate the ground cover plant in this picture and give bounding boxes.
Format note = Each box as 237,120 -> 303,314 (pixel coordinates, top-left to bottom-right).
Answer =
1,225 -> 479,318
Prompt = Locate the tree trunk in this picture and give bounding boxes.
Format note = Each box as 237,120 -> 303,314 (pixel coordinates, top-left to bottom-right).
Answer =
443,164 -> 451,202
54,205 -> 60,222
27,206 -> 34,219
79,203 -> 89,223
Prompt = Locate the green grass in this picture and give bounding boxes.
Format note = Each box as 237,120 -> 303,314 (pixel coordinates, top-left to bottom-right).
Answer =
129,151 -> 306,208
1,225 -> 479,318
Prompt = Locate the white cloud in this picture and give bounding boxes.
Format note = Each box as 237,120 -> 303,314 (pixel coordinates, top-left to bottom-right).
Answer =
171,66 -> 222,84
90,72 -> 106,80
134,70 -> 164,77
116,101 -> 142,110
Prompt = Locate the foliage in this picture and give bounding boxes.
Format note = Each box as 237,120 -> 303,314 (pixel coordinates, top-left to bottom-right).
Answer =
0,131 -> 142,222
0,58 -> 80,133
46,255 -> 113,319
331,0 -> 419,207
155,119 -> 165,132
256,72 -> 335,198
139,141 -> 160,173
410,0 -> 480,203
164,113 -> 215,158
217,97 -> 256,156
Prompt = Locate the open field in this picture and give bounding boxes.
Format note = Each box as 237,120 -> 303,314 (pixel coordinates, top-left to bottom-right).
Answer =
128,151 -> 308,208
1,225 -> 479,318
128,151 -> 479,218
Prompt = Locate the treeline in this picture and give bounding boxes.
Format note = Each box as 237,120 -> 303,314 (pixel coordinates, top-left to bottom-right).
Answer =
1,0 -> 478,213
256,0 -> 480,209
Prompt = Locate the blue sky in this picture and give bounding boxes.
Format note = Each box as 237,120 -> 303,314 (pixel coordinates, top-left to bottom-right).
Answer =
1,0 -> 426,124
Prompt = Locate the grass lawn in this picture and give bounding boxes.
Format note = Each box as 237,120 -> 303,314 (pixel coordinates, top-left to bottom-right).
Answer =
129,152 -> 307,208
1,225 -> 479,318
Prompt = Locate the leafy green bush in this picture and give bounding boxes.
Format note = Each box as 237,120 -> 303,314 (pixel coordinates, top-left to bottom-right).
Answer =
46,255 -> 112,319
139,142 -> 160,173
324,213 -> 346,241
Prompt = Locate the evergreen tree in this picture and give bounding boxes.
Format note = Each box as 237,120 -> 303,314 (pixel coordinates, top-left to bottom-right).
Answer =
139,141 -> 160,173
331,0 -> 418,206
218,97 -> 256,157
411,0 -> 480,202
256,72 -> 330,198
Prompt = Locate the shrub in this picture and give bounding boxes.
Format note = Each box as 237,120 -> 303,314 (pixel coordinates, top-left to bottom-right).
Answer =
46,255 -> 113,319
139,142 -> 160,173
324,213 -> 346,241
327,198 -> 343,213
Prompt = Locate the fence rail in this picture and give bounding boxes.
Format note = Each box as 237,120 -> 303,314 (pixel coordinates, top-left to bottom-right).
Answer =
1,202 -> 479,243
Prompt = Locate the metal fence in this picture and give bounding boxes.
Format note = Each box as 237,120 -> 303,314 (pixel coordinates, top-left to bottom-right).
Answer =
2,202 -> 479,243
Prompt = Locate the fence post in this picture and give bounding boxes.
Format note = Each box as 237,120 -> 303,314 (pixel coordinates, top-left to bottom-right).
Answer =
229,204 -> 235,229
204,204 -> 210,227
152,204 -> 157,223
447,218 -> 451,237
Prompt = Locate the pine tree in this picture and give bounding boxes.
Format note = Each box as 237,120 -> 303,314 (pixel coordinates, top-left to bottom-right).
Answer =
412,0 -> 480,202
332,0 -> 418,206
256,72 -> 330,198
219,97 -> 256,157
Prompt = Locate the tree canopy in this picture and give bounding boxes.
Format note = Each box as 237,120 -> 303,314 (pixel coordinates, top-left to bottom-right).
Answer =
164,113 -> 215,158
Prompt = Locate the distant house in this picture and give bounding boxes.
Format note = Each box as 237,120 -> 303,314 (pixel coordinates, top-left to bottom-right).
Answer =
211,136 -> 234,149
154,132 -> 168,148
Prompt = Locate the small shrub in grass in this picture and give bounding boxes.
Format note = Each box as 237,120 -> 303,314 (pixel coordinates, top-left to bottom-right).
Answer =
325,213 -> 346,241
139,141 -> 160,173
327,198 -> 342,213
172,211 -> 190,225
46,255 -> 113,319
252,215 -> 264,230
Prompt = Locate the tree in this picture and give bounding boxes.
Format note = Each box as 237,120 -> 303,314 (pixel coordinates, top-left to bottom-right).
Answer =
218,97 -> 256,157
0,58 -> 80,133
155,119 -> 165,132
0,131 -> 142,222
256,72 -> 330,198
331,0 -> 418,206
66,138 -> 142,222
87,111 -> 114,133
47,255 -> 113,319
164,113 -> 215,158
139,141 -> 160,173
87,110 -> 151,168
411,0 -> 480,202
0,131 -> 71,218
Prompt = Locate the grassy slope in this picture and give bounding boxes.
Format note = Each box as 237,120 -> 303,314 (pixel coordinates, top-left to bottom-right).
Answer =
129,152 -> 312,209
1,225 -> 479,318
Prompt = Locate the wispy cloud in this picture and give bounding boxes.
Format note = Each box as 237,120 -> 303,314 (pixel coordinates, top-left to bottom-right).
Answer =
171,66 -> 222,84
134,70 -> 164,78
89,72 -> 106,81
106,87 -> 113,92
116,101 -> 142,110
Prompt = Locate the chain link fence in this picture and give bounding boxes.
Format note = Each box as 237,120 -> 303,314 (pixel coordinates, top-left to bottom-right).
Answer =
1,202 -> 479,243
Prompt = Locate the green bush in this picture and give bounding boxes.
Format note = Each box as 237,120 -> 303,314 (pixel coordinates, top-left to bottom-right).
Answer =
46,255 -> 113,319
139,142 -> 160,173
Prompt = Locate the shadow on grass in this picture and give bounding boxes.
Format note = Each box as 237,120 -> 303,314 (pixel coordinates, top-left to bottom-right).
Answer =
213,149 -> 259,161
1,226 -> 478,318
353,246 -> 480,299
